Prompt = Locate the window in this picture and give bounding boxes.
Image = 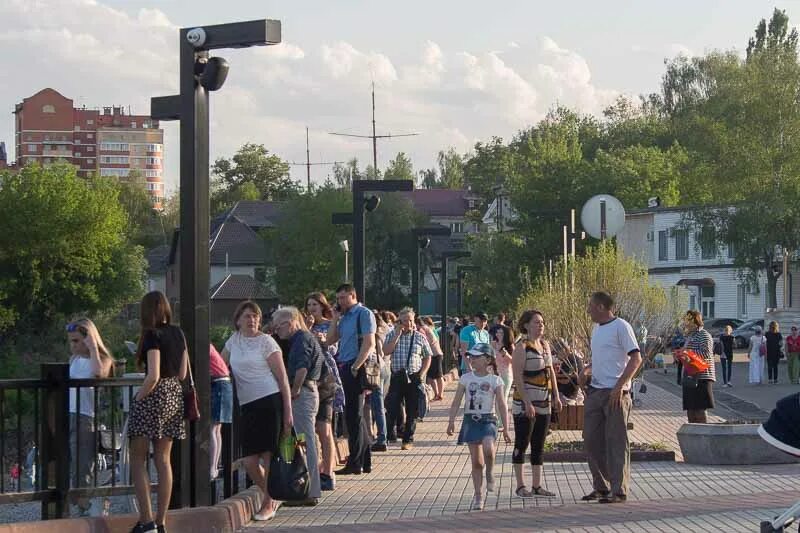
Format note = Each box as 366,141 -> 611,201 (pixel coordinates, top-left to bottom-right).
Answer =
87,119 -> 94,125
701,286 -> 715,319
74,125 -> 81,132
27,144 -> 35,153
42,104 -> 55,113
87,133 -> 94,139
675,229 -> 689,260
100,142 -> 129,151
145,157 -> 160,165
737,284 -> 748,317
144,170 -> 161,178
727,241 -> 736,259
700,227 -> 716,259
75,139 -> 81,145
450,222 -> 464,233
88,146 -> 94,152
88,159 -> 94,164
658,231 -> 668,261
74,152 -> 81,157
100,168 -> 130,177
25,135 -> 32,141
131,122 -> 137,128
101,156 -> 129,164
145,182 -> 164,191
44,135 -> 50,141
145,144 -> 162,152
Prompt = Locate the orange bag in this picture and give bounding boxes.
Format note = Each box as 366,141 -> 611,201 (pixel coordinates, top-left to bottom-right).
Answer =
682,349 -> 710,376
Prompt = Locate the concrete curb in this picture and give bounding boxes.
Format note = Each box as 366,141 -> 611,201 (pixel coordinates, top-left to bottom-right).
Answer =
0,486 -> 265,533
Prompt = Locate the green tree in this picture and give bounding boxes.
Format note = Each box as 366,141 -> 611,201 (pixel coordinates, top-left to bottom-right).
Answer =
437,147 -> 465,189
118,170 -> 167,248
383,152 -> 415,182
0,163 -> 146,334
211,143 -> 300,214
418,168 -> 438,189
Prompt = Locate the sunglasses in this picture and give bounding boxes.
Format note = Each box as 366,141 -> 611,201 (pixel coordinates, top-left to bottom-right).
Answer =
66,323 -> 87,335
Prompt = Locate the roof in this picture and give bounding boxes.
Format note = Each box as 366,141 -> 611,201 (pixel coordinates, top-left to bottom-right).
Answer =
145,244 -> 170,275
213,200 -> 282,230
210,274 -> 275,300
401,189 -> 475,218
209,216 -> 267,265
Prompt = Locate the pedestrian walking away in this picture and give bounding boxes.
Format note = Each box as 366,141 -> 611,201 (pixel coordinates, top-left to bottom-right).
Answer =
764,321 -> 784,384
221,301 -> 293,523
273,306 -> 324,505
209,343 -> 232,482
447,343 -> 510,511
384,308 -> 432,450
325,284 -> 376,475
128,292 -> 189,533
719,325 -> 735,387
748,327 -> 766,384
580,291 -> 642,505
511,310 -> 561,498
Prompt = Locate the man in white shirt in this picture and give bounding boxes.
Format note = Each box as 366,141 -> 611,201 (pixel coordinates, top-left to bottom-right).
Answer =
579,291 -> 642,504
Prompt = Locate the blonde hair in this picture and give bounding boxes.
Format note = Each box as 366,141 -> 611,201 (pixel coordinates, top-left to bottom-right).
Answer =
724,325 -> 733,335
271,306 -> 309,332
67,318 -> 115,377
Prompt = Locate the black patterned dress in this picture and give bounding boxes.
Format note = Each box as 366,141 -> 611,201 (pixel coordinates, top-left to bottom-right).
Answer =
128,325 -> 187,440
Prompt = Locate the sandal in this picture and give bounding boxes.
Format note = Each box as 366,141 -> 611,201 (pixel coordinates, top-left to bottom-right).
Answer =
515,486 -> 534,498
532,486 -> 555,497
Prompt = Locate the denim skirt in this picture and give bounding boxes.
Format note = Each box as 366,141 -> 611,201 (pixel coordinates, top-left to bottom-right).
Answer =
211,378 -> 233,424
458,413 -> 498,444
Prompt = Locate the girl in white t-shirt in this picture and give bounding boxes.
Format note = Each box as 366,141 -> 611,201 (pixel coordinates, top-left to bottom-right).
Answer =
447,343 -> 510,511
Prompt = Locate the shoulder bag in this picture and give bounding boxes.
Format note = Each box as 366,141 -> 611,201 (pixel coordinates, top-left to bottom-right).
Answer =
356,309 -> 381,390
179,330 -> 200,422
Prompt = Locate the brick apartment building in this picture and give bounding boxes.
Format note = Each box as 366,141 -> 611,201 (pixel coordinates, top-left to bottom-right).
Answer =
13,88 -> 165,207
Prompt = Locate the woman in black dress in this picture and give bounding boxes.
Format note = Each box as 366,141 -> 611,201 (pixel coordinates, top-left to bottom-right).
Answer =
764,321 -> 783,384
128,291 -> 188,533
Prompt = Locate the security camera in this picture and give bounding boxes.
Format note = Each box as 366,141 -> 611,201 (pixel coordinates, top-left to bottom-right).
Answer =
200,57 -> 229,91
187,27 -> 207,48
364,195 -> 381,212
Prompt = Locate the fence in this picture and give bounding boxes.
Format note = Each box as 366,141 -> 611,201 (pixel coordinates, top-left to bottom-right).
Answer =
0,363 -> 246,521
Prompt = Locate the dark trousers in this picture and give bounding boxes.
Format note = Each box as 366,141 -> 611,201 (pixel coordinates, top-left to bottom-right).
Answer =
387,372 -> 420,443
720,357 -> 733,384
676,361 -> 683,384
767,356 -> 780,382
340,361 -> 371,470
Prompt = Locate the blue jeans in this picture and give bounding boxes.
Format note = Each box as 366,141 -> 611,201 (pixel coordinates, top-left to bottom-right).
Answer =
370,381 -> 387,445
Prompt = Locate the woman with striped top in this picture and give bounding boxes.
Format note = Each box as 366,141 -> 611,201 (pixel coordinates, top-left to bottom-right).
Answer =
677,310 -> 715,423
511,310 -> 561,498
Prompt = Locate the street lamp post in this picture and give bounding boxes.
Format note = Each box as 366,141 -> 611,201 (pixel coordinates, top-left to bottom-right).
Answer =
332,180 -> 413,304
410,226 -> 452,312
151,19 -> 281,509
339,239 -> 350,282
438,251 -> 471,371
456,265 -> 481,316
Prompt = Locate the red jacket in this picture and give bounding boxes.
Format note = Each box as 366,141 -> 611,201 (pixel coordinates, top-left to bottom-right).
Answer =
786,334 -> 800,353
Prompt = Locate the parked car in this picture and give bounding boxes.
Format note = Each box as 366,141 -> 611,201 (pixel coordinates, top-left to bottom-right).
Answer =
705,318 -> 744,338
732,319 -> 765,349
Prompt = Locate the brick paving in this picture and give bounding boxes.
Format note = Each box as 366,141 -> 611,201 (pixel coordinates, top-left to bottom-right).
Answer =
244,380 -> 800,532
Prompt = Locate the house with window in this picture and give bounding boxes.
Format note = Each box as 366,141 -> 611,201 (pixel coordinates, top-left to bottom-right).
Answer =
164,200 -> 280,323
401,189 -> 483,238
617,205 -> 800,320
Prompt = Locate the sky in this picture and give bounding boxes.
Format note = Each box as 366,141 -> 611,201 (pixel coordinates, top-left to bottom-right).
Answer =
2,0 -> 800,192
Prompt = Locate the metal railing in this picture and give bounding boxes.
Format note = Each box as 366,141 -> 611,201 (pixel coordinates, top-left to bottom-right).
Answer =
0,363 -> 250,520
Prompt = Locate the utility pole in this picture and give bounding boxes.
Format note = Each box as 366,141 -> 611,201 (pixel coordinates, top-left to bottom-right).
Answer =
289,127 -> 341,192
329,83 -> 419,174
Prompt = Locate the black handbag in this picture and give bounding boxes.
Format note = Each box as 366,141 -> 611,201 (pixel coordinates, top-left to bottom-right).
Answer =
267,430 -> 310,502
355,312 -> 381,390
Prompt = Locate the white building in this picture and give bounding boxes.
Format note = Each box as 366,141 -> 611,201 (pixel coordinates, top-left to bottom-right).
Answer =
617,206 -> 800,321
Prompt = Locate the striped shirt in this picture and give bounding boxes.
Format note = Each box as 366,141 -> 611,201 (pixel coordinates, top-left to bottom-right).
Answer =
512,341 -> 553,416
385,329 -> 432,374
684,328 -> 716,382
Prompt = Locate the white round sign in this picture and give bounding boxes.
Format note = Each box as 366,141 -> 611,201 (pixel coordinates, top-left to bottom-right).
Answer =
581,194 -> 625,239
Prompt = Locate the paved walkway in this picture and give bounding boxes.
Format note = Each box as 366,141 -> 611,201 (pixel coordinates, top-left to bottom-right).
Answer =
245,380 -> 800,532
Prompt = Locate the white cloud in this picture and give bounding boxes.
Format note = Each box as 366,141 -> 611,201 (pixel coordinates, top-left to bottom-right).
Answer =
0,0 -> 620,191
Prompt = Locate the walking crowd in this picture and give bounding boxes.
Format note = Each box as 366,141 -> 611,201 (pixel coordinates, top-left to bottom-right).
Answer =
60,285 -> 800,532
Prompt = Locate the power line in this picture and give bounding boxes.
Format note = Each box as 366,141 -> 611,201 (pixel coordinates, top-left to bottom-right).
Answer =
329,82 -> 419,174
289,126 -> 342,191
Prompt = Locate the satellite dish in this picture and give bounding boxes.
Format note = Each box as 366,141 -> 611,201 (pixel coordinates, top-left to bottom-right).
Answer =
581,194 -> 625,239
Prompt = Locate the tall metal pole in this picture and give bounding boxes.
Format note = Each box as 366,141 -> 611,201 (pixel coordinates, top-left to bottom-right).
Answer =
372,82 -> 378,173
440,255 -> 450,368
306,126 -> 311,192
344,249 -> 349,283
354,190 -> 366,299
456,272 -> 463,316
411,248 -> 420,311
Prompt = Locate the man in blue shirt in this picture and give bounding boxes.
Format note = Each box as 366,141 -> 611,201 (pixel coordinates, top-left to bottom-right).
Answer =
459,311 -> 490,373
326,284 -> 376,475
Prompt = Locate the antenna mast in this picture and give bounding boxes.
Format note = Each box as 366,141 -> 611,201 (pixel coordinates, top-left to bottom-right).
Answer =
289,126 -> 342,191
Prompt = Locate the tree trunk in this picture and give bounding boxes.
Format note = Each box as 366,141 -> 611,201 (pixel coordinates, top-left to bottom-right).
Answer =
767,271 -> 779,310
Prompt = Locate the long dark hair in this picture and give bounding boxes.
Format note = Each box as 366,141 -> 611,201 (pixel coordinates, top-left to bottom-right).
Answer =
305,292 -> 333,320
137,291 -> 172,366
492,324 -> 513,353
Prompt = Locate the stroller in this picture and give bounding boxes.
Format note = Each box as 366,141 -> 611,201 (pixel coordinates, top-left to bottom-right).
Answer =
759,393 -> 800,532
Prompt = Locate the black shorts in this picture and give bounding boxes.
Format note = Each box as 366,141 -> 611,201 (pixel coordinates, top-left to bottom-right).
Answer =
239,392 -> 283,457
427,355 -> 444,379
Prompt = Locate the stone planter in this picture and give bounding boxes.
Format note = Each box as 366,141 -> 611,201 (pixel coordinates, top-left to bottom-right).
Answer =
677,423 -> 800,465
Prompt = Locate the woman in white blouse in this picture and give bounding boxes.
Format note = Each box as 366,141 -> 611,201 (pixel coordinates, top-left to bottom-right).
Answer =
221,301 -> 293,522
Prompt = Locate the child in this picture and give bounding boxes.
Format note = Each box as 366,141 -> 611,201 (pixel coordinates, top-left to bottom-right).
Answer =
447,343 -> 511,510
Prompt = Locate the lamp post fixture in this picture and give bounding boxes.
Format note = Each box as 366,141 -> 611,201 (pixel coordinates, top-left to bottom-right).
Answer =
332,180 -> 414,304
339,239 -> 350,282
151,19 -> 281,509
410,226 -> 452,311
456,265 -> 481,316
437,250 -> 471,370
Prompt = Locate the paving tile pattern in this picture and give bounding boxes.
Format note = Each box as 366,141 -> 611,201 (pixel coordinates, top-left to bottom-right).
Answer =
244,380 -> 800,532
